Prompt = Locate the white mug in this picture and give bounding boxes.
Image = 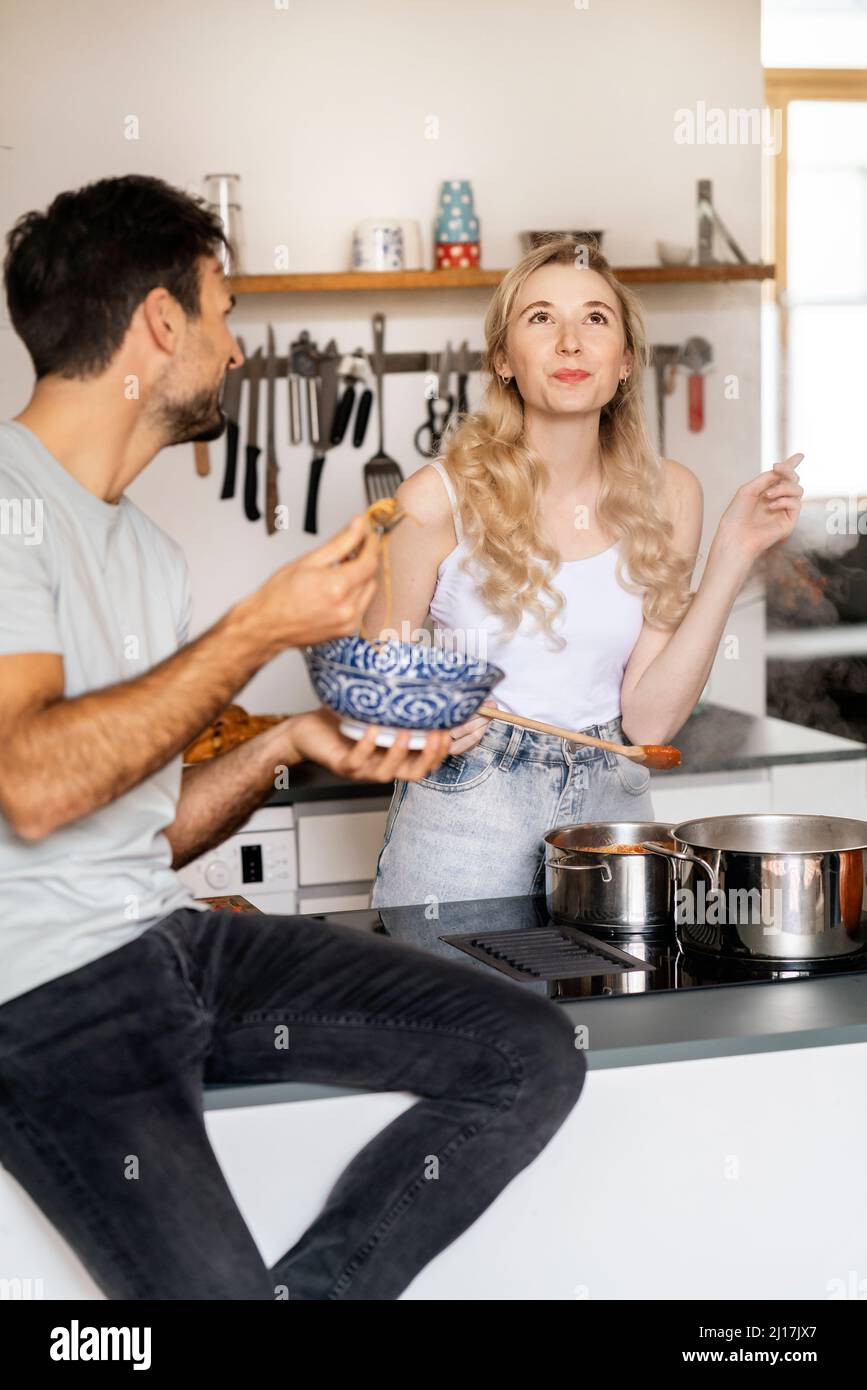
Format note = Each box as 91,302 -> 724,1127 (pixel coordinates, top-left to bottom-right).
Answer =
352,219 -> 404,271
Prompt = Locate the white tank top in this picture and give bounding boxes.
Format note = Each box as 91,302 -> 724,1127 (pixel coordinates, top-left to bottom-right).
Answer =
426,458 -> 645,730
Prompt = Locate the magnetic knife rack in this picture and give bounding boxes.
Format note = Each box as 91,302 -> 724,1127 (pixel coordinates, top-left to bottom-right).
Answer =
231,345 -> 676,379
233,350 -> 485,380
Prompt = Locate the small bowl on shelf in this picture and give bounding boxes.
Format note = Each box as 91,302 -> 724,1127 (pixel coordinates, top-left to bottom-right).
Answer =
656,240 -> 694,266
304,636 -> 505,749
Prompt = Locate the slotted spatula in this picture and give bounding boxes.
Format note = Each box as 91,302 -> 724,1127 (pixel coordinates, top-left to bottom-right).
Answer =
364,312 -> 404,503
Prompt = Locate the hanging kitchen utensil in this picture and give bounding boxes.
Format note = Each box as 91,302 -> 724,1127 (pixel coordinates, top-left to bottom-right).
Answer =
651,344 -> 680,456
219,335 -> 246,499
330,350 -> 372,448
292,330 -> 320,445
264,325 -> 281,534
414,342 -> 455,457
243,346 -> 264,522
330,359 -> 356,447
681,336 -> 713,433
353,377 -> 373,448
454,338 -> 471,419
303,339 -> 341,534
364,312 -> 404,504
287,334 -> 302,446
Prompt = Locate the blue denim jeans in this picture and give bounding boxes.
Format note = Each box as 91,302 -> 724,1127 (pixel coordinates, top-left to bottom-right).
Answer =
370,713 -> 654,910
0,905 -> 585,1299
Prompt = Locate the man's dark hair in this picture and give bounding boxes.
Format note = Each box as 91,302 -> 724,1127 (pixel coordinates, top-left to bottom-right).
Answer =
3,174 -> 230,380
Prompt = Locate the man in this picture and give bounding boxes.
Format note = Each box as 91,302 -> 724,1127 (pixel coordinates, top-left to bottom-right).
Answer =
0,175 -> 585,1300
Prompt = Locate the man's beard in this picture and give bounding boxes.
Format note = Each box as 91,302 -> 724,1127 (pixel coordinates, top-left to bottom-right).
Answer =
160,386 -> 228,445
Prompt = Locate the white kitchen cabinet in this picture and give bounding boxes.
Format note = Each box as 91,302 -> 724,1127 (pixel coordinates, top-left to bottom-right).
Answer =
9,1039 -> 867,1300
651,757 -> 867,826
294,887 -> 378,915
650,769 -> 771,824
770,758 -> 867,819
295,800 -> 390,886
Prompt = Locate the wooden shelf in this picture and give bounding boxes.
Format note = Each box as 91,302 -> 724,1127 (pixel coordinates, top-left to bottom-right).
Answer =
231,269 -> 503,293
612,263 -> 774,285
230,264 -> 775,294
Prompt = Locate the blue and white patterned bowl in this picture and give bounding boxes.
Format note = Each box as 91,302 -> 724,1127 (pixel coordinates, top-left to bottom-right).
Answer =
304,636 -> 504,744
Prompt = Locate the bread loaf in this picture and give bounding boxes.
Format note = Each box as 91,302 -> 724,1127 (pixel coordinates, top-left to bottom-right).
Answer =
183,705 -> 284,763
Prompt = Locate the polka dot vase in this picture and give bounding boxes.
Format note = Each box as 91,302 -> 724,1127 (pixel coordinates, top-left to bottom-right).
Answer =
434,179 -> 481,270
435,242 -> 481,269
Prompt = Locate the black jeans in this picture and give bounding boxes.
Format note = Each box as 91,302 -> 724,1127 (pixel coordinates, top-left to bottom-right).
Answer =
0,907 -> 585,1299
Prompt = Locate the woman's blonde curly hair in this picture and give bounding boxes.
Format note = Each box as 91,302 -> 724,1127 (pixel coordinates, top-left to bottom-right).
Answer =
439,235 -> 697,648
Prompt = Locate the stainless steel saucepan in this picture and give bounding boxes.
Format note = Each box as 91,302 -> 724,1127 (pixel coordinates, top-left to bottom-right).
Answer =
641,814 -> 867,962
545,821 -> 678,930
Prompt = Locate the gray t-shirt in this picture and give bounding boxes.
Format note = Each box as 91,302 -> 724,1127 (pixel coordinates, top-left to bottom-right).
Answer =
0,420 -> 208,1008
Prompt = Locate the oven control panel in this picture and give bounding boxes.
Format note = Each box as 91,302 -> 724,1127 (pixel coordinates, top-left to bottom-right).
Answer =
177,807 -> 298,899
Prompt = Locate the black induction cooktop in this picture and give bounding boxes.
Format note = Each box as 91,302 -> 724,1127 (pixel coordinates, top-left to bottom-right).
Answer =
356,893 -> 867,999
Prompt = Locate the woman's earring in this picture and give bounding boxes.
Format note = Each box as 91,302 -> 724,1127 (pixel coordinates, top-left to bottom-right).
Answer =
619,373 -> 628,385
501,373 -> 512,384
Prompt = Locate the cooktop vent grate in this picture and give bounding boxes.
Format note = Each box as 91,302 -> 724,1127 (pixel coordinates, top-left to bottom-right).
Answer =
439,925 -> 653,981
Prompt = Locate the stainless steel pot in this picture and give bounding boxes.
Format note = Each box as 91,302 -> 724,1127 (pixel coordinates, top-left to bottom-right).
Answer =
544,821 -> 679,930
641,813 -> 867,961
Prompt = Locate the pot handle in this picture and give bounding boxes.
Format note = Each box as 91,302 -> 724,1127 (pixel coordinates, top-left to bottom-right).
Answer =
640,841 -> 719,892
544,857 -> 613,884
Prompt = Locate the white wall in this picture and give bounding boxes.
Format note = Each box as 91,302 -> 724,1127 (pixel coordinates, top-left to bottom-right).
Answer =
0,0 -> 767,715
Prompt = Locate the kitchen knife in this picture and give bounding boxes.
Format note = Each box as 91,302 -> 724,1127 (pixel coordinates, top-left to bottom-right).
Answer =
303,338 -> 340,534
287,350 -> 301,447
220,334 -> 246,500
651,344 -> 679,455
455,338 -> 471,417
264,325 -> 280,534
244,347 -> 263,522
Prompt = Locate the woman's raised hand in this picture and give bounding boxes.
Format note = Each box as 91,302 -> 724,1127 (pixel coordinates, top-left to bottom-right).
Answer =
715,454 -> 805,558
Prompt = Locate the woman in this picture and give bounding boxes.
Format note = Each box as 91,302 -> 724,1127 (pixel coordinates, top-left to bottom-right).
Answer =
366,236 -> 803,909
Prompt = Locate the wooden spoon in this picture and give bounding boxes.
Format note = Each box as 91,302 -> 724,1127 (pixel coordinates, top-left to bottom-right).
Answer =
476,703 -> 681,770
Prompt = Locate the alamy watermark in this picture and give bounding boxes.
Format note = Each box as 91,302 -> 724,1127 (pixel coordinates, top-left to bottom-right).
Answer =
377,621 -> 489,662
825,497 -> 867,535
674,102 -> 782,156
676,884 -> 784,933
0,496 -> 43,545
0,1277 -> 44,1299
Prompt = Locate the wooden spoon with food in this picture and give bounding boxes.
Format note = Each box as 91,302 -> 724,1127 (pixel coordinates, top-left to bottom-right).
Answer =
476,704 -> 681,770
